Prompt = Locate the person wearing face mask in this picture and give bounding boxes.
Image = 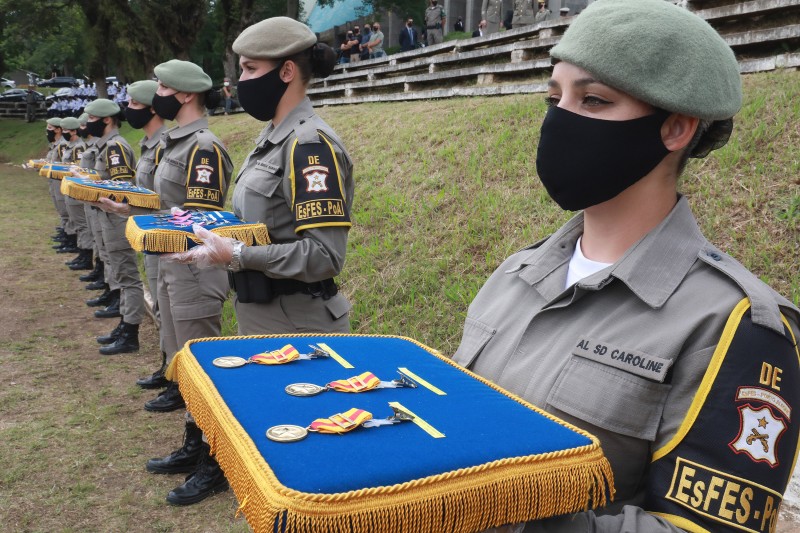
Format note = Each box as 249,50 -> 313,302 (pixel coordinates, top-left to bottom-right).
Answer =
45,118 -> 76,253
452,1 -> 800,532
75,112 -> 108,288
75,99 -> 144,354
123,80 -> 170,386
59,116 -> 94,271
399,18 -> 418,52
425,0 -> 446,45
151,17 -> 353,506
96,60 -> 233,413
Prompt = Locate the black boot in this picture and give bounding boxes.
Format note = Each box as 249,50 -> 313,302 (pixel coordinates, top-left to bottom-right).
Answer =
86,286 -> 114,307
55,234 -> 79,253
99,322 -> 139,355
137,351 -> 169,389
94,293 -> 121,319
146,421 -> 203,474
51,228 -> 67,242
166,443 -> 228,505
96,319 -> 125,344
85,278 -> 107,291
144,381 -> 185,412
79,259 -> 103,282
68,249 -> 93,270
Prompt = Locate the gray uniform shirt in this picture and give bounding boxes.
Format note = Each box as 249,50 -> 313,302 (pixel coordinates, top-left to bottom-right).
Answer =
453,197 -> 800,532
93,129 -> 136,181
153,118 -> 232,212
236,98 -> 355,284
79,138 -> 98,170
135,126 -> 166,191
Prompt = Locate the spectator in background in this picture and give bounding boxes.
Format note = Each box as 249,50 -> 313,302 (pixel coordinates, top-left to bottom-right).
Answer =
26,89 -> 37,122
367,22 -> 385,58
222,78 -> 236,114
502,9 -> 514,30
535,1 -> 551,22
472,19 -> 488,37
481,0 -> 502,34
359,24 -> 373,60
560,6 -> 570,17
513,0 -> 537,28
340,30 -> 359,63
425,0 -> 446,45
399,18 -> 419,51
454,16 -> 465,32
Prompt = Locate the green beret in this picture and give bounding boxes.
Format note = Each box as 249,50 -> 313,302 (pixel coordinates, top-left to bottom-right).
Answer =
550,0 -> 742,121
85,98 -> 121,118
78,112 -> 89,125
154,59 -> 212,93
61,117 -> 80,130
46,117 -> 62,127
127,80 -> 159,106
233,17 -> 316,59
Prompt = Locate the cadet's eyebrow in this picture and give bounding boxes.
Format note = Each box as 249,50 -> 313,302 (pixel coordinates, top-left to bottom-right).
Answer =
548,77 -> 602,89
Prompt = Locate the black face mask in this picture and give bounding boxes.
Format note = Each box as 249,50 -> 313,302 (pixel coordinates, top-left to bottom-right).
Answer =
85,118 -> 107,138
535,106 -> 671,211
125,106 -> 155,129
46,130 -> 56,143
152,93 -> 183,121
63,132 -> 73,141
77,127 -> 89,139
237,65 -> 288,122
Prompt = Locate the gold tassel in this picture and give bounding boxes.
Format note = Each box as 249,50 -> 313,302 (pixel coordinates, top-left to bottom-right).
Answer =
171,335 -> 616,533
125,218 -> 270,252
61,180 -> 160,209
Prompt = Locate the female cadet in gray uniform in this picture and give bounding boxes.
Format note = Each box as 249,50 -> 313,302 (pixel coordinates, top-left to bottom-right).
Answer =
59,116 -> 93,271
453,1 -> 800,532
99,60 -> 233,412
75,113 -> 108,287
121,80 -> 169,388
46,118 -> 75,253
152,17 -> 354,507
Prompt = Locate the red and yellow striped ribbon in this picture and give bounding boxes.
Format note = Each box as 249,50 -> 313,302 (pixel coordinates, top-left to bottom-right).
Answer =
249,344 -> 300,365
326,372 -> 381,393
308,408 -> 373,434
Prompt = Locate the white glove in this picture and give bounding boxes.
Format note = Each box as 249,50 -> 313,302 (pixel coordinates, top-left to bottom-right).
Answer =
164,224 -> 236,269
93,196 -> 131,216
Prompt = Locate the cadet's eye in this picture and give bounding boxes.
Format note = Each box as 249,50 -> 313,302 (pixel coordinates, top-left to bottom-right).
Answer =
583,95 -> 611,107
545,95 -> 560,107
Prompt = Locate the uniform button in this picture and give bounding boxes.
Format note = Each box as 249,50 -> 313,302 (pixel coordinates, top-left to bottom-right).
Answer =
709,252 -> 722,261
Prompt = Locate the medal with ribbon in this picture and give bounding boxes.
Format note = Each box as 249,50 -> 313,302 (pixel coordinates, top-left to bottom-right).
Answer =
266,404 -> 415,443
285,370 -> 418,397
212,344 -> 329,368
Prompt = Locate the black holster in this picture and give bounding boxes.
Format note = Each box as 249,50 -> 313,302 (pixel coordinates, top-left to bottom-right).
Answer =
229,270 -> 338,304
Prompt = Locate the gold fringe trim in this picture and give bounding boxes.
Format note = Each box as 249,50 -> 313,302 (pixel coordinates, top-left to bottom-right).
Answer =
38,163 -> 54,178
126,218 -> 270,253
169,334 -> 615,533
61,179 -> 161,209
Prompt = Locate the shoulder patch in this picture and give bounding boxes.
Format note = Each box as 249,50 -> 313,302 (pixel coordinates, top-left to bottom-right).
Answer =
290,133 -> 351,233
646,299 -> 800,533
185,144 -> 225,210
105,142 -> 134,180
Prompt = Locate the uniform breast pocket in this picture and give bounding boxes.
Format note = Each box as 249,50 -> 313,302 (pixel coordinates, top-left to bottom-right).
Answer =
547,355 -> 671,441
452,316 -> 497,369
241,167 -> 284,229
159,157 -> 187,185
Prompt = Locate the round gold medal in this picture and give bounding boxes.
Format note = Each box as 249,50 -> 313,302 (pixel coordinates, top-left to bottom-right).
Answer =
266,424 -> 308,443
285,383 -> 326,397
212,356 -> 248,368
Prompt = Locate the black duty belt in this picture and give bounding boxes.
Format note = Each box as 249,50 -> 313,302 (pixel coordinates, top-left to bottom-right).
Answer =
229,270 -> 338,304
427,24 -> 442,29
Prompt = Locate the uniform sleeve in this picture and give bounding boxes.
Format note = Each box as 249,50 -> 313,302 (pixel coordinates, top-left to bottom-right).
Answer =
184,143 -> 226,210
105,142 -> 135,180
289,133 -> 352,233
239,133 -> 353,283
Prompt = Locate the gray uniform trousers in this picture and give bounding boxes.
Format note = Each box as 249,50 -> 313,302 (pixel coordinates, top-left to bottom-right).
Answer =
86,205 -> 111,283
234,293 -> 350,336
49,179 -> 70,230
158,261 -> 228,364
65,195 -> 92,249
144,254 -> 161,332
98,211 -> 144,323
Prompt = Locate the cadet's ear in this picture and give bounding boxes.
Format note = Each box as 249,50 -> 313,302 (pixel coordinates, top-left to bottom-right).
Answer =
281,61 -> 297,84
661,113 -> 699,152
